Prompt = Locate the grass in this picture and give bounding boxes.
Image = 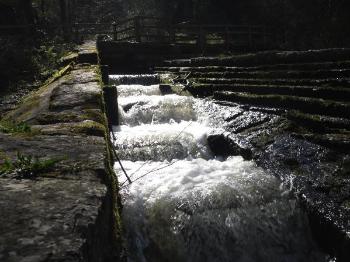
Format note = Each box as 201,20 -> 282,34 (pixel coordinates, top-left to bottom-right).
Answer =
0,120 -> 31,134
0,152 -> 63,179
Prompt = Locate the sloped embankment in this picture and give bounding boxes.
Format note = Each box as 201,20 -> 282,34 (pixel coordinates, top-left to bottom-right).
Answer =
0,60 -> 123,261
157,48 -> 350,261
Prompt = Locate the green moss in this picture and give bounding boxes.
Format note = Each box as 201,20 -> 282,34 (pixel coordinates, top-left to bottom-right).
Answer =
59,52 -> 79,65
96,63 -> 124,253
42,63 -> 73,87
36,112 -> 79,124
71,121 -> 106,137
82,109 -> 107,125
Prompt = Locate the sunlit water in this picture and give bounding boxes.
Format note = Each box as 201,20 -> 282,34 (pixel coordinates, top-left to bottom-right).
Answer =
112,75 -> 326,262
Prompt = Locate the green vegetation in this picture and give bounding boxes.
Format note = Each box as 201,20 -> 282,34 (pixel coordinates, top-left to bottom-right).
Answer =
0,37 -> 75,94
0,152 -> 62,179
0,120 -> 31,134
42,63 -> 72,88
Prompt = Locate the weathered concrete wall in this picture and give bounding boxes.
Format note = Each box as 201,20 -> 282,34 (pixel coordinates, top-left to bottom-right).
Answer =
98,41 -> 180,73
158,49 -> 350,261
0,50 -> 123,261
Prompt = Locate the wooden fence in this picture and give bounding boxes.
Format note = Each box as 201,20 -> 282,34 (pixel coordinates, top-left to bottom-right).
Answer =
0,16 -> 276,50
110,16 -> 273,50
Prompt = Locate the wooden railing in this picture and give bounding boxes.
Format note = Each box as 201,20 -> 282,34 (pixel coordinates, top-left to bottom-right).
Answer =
0,16 -> 276,50
112,16 -> 169,43
110,16 -> 274,50
172,24 -> 270,49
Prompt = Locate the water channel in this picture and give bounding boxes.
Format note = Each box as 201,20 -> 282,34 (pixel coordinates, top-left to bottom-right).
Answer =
111,74 -> 327,262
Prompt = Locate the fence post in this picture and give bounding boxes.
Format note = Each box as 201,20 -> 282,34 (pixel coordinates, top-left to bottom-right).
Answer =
169,25 -> 175,43
248,26 -> 253,49
134,16 -> 141,42
27,24 -> 35,38
263,26 -> 267,50
156,19 -> 163,43
197,25 -> 206,53
73,24 -> 79,43
112,22 -> 117,41
103,85 -> 119,126
100,65 -> 109,86
225,26 -> 230,52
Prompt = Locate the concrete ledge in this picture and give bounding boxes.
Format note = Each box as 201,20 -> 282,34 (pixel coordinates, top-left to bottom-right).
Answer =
0,62 -> 123,261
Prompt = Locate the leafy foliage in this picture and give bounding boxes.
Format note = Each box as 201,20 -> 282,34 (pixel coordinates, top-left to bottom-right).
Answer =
0,152 -> 62,179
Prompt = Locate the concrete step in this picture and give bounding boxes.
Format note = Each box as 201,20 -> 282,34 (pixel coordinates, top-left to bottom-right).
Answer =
163,58 -> 191,67
193,78 -> 350,87
188,84 -> 350,102
292,133 -> 350,153
156,60 -> 350,73
109,74 -> 160,85
213,91 -> 350,119
190,69 -> 350,80
286,110 -> 350,132
164,48 -> 350,67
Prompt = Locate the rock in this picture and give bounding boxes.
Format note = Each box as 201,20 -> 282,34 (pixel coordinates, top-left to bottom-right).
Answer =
49,82 -> 101,110
207,132 -> 252,160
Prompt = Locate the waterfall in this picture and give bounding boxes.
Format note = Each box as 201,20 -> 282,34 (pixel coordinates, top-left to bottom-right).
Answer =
111,75 -> 325,262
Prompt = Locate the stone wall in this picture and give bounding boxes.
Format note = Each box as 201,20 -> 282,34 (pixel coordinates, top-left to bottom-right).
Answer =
0,45 -> 124,261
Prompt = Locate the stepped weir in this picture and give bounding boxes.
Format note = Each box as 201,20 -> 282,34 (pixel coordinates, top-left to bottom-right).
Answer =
0,37 -> 349,261
103,45 -> 350,261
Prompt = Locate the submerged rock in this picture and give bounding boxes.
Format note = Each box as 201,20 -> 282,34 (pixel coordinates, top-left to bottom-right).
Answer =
207,132 -> 252,160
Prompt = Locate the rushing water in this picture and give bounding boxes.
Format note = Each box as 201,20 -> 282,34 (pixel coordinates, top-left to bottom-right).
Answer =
111,75 -> 326,262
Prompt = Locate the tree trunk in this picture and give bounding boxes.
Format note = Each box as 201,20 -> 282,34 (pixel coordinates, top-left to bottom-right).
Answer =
18,0 -> 34,24
59,0 -> 70,40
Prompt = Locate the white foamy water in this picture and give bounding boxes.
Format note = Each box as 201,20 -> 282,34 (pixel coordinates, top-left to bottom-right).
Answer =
117,84 -> 161,97
113,122 -> 211,161
111,75 -> 325,262
118,94 -> 198,126
116,157 -> 277,202
115,157 -> 323,262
